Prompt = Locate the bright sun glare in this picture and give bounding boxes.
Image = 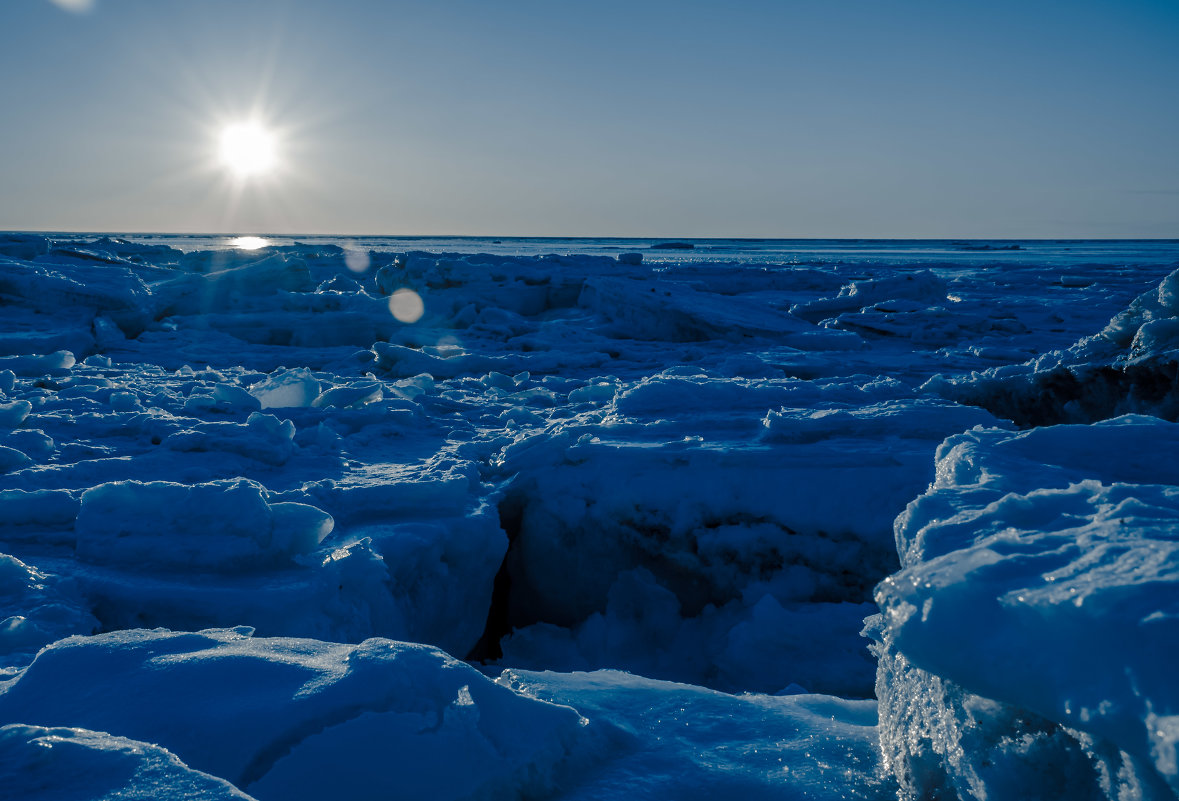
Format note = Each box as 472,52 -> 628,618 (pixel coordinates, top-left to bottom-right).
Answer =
219,122 -> 277,178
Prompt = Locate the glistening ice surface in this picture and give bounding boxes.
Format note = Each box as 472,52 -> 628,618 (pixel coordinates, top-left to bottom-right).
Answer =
0,233 -> 1177,800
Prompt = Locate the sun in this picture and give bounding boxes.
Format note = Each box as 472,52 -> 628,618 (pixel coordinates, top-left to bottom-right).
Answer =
219,122 -> 277,178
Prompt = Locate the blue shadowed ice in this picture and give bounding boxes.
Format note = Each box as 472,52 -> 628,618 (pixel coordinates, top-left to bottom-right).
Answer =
0,232 -> 1177,798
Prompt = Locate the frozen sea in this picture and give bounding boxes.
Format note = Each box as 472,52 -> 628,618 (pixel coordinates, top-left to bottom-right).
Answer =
0,232 -> 1178,800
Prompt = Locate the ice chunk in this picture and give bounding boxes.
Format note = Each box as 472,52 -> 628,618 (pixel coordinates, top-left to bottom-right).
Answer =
248,368 -> 321,409
334,510 -> 508,657
0,488 -> 79,527
760,398 -> 999,445
75,479 -> 333,571
310,381 -> 382,409
245,411 -> 295,441
0,350 -> 75,376
374,259 -> 408,295
0,553 -> 98,665
0,724 -> 255,801
93,313 -> 128,349
567,378 -> 620,404
0,305 -> 96,358
267,502 -> 335,554
0,446 -> 31,474
0,233 -> 49,261
110,390 -> 142,412
874,417 -> 1179,798
480,370 -> 519,390
0,257 -> 152,335
213,383 -> 263,411
164,413 -> 296,466
153,254 -> 314,317
372,341 -> 500,379
0,628 -> 588,801
0,400 -> 31,430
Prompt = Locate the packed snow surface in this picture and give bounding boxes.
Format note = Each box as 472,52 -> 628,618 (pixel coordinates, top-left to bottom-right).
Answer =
0,233 -> 1176,799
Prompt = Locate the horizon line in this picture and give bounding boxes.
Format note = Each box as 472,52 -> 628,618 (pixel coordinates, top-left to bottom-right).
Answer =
3,229 -> 1178,243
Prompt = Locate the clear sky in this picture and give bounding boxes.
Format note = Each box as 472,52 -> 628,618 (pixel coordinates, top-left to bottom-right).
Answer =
2,0 -> 1178,238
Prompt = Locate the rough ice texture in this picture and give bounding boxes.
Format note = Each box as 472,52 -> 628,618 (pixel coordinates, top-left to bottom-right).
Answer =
0,233 -> 1177,797
932,266 -> 1179,426
498,667 -> 895,800
873,417 -> 1179,800
75,479 -> 333,570
0,723 -> 255,801
0,552 -> 97,667
0,628 -> 587,801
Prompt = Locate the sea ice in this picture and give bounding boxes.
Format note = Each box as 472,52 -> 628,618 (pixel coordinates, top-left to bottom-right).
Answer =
0,233 -> 1176,798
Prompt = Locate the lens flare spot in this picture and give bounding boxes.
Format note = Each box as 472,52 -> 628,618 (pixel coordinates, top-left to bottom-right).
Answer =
389,288 -> 424,323
231,236 -> 269,250
344,248 -> 371,273
49,0 -> 94,12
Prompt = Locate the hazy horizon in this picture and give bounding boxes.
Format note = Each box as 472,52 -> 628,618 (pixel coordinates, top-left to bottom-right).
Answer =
6,230 -> 1179,243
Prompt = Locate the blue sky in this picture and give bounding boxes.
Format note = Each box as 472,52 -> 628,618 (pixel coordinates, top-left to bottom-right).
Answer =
2,0 -> 1177,237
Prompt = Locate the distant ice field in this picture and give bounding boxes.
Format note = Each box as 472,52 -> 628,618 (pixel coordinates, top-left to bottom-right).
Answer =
15,231 -> 1179,266
0,232 -> 1177,799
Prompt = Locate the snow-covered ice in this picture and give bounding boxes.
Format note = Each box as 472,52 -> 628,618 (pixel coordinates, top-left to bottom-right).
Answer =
0,723 -> 253,801
872,416 -> 1179,800
0,233 -> 1176,798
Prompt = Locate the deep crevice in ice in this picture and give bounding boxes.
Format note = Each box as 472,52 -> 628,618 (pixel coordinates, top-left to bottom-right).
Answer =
937,264 -> 1179,429
954,360 -> 1179,428
465,496 -> 523,662
466,477 -> 893,696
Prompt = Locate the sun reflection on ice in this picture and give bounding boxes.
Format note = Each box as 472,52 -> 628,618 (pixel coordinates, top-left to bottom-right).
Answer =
389,289 -> 424,323
231,236 -> 269,250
